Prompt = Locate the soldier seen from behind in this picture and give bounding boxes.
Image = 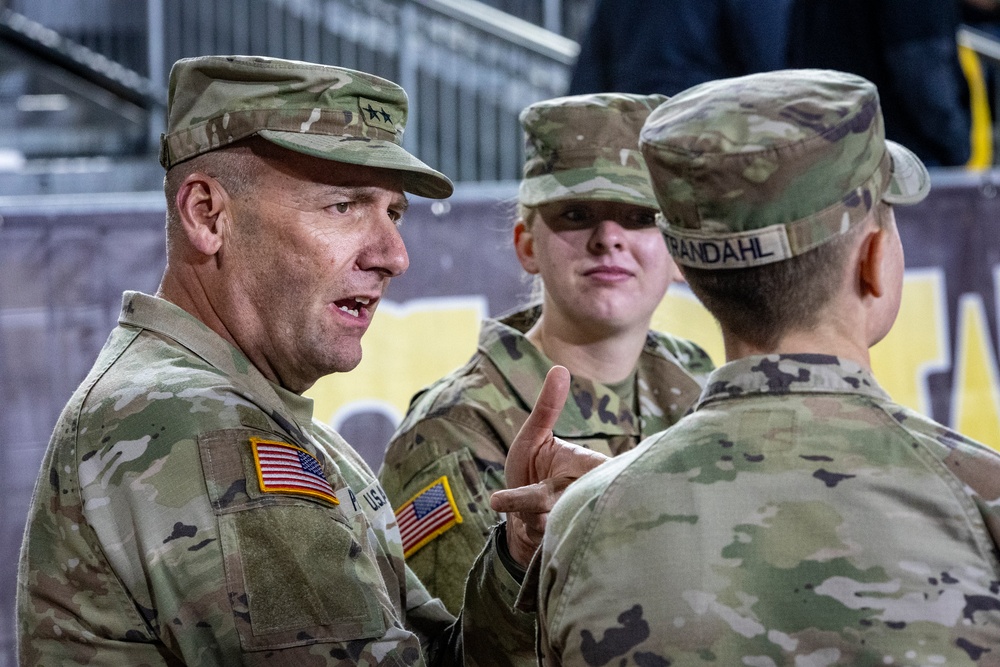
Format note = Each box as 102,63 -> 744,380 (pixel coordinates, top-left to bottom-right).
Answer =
534,69 -> 1000,664
379,93 -> 715,613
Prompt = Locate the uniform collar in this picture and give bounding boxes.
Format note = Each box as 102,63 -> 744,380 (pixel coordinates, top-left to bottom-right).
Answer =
697,353 -> 891,410
118,291 -> 316,441
479,306 -> 701,438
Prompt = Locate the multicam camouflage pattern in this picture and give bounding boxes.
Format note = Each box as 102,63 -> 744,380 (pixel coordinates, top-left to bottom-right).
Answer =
536,354 -> 1000,665
518,93 -> 669,208
159,55 -> 452,199
638,69 -> 931,269
17,292 -> 533,666
379,305 -> 714,614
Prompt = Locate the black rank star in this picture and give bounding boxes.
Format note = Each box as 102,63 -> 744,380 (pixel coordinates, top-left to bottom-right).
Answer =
365,103 -> 380,120
379,108 -> 392,123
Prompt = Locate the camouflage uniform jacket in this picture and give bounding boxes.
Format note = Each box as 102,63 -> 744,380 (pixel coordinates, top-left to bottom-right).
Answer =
17,292 -> 534,666
535,354 -> 1000,666
379,305 -> 714,613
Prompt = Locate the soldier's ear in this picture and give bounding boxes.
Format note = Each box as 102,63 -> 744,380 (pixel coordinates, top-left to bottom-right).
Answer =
175,172 -> 233,257
858,225 -> 887,300
514,219 -> 540,274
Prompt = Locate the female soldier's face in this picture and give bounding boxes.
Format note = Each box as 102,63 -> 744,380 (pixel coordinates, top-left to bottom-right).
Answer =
515,199 -> 681,338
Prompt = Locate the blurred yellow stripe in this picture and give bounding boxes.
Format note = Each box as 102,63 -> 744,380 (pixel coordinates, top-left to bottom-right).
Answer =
959,42 -> 993,168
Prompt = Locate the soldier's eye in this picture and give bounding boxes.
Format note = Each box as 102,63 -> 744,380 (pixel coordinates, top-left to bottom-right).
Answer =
624,212 -> 657,229
562,208 -> 590,223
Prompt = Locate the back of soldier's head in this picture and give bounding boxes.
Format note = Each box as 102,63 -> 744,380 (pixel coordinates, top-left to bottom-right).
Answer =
639,69 -> 930,347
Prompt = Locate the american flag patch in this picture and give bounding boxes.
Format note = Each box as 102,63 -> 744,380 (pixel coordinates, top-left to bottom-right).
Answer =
397,476 -> 463,558
250,437 -> 339,505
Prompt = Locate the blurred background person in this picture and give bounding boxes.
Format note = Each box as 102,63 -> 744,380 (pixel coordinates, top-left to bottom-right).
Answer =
378,92 -> 715,613
786,0 -> 973,167
568,0 -> 792,96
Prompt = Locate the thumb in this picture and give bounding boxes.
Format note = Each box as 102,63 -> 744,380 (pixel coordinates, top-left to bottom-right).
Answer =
506,365 -> 570,488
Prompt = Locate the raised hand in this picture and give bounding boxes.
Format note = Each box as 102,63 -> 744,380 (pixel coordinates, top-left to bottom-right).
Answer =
491,365 -> 609,566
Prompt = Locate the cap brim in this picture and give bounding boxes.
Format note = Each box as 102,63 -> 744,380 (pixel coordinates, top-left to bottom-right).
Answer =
883,140 -> 930,206
259,129 -> 454,199
518,172 -> 658,209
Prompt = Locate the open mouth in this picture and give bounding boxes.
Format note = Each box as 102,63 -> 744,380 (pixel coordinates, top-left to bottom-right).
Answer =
334,296 -> 372,318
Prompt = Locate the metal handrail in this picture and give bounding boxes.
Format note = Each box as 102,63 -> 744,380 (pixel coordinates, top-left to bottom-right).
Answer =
0,8 -> 164,108
958,25 -> 1000,65
3,0 -> 576,181
413,0 -> 578,64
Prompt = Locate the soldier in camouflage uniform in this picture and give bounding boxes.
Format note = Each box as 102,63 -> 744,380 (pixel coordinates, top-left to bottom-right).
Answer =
380,93 -> 715,613
16,55 -> 605,666
533,69 -> 1000,665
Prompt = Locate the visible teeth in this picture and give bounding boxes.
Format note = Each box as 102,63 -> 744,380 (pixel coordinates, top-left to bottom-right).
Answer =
339,305 -> 360,317
355,296 -> 371,305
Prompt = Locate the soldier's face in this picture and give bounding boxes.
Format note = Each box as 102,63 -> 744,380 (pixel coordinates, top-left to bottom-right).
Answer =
223,149 -> 409,392
516,200 -> 679,337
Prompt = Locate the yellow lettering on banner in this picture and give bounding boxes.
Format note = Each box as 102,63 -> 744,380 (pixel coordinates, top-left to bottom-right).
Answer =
306,297 -> 486,429
651,286 -> 725,366
871,270 -> 948,416
950,294 -> 1000,450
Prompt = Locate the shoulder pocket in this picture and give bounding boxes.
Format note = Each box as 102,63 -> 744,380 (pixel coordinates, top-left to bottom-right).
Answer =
404,446 -> 501,544
394,447 -> 503,613
199,429 -> 389,651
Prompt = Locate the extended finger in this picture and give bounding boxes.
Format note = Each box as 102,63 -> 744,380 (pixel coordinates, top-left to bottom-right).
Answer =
514,366 -> 570,450
506,365 -> 571,488
490,479 -> 568,514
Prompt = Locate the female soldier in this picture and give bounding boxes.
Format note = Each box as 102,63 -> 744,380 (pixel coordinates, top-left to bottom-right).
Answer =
379,93 -> 714,612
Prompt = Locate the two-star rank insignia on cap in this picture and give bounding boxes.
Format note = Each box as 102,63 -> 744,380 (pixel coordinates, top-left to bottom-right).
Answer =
250,437 -> 339,505
358,96 -> 396,134
396,476 -> 463,558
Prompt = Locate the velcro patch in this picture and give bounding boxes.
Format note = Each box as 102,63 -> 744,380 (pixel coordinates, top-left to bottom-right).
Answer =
251,437 -> 339,505
358,97 -> 397,134
396,476 -> 462,558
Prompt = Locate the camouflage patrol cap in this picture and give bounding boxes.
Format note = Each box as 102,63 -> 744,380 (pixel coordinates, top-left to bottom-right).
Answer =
159,55 -> 453,199
518,92 -> 668,208
639,69 -> 930,270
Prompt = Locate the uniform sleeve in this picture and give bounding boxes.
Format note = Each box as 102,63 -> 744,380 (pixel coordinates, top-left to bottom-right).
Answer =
17,415 -> 187,665
927,426 -> 1000,552
380,410 -> 512,614
883,404 -> 1000,553
411,524 -> 536,667
20,408 -> 252,664
536,475 -> 605,667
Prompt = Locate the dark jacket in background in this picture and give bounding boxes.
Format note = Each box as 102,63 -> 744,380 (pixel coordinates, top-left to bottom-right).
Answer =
786,0 -> 971,167
568,0 -> 791,96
